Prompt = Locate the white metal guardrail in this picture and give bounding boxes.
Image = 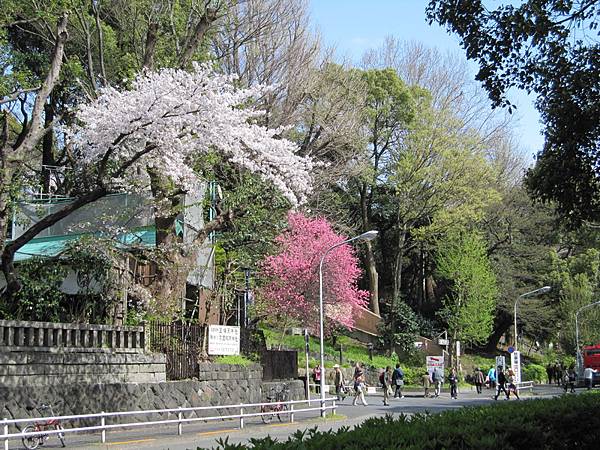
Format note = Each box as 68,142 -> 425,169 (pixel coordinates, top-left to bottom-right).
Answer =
516,381 -> 534,390
2,398 -> 338,449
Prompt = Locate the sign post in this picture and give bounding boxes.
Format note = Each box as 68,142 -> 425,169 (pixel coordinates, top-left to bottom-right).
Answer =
511,350 -> 522,383
208,325 -> 240,355
304,329 -> 310,404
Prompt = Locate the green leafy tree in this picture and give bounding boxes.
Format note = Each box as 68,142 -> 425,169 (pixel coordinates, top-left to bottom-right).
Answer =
482,185 -> 560,351
427,0 -> 600,226
547,249 -> 600,353
350,68 -> 416,315
435,230 -> 497,347
377,297 -> 421,357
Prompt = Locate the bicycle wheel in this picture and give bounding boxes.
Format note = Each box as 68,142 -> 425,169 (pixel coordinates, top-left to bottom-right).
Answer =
261,405 -> 274,424
277,403 -> 289,422
56,424 -> 66,447
21,425 -> 41,450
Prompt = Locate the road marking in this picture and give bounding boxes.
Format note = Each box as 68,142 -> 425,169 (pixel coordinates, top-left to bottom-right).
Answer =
266,423 -> 292,427
198,429 -> 238,436
106,438 -> 156,446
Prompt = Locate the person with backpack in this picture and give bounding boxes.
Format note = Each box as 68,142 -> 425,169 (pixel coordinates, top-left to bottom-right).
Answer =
380,366 -> 392,406
432,367 -> 444,397
392,363 -> 405,399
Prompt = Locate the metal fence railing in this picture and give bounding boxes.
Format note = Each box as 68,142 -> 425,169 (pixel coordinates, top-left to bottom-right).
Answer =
2,398 -> 338,449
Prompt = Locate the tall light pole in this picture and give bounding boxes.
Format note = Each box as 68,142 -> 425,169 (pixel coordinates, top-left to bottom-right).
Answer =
575,300 -> 600,376
318,230 -> 378,417
514,286 -> 551,350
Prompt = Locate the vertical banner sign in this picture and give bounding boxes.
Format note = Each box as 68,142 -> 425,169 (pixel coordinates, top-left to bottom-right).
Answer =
208,325 -> 240,355
511,351 -> 522,383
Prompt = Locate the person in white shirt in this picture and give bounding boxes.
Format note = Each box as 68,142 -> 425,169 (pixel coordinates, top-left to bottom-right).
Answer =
583,366 -> 597,390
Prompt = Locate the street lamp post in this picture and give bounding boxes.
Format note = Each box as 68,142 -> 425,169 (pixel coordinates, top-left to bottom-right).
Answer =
514,286 -> 552,350
318,230 -> 378,417
575,300 -> 600,376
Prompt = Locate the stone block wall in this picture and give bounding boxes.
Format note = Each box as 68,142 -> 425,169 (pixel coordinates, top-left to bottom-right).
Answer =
0,351 -> 166,387
1,363 -> 305,428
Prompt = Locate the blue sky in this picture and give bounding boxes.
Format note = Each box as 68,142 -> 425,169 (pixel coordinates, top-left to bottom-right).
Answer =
308,0 -> 544,159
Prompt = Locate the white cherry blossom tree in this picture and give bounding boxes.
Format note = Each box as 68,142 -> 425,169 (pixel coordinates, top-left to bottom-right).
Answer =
2,64 -> 314,302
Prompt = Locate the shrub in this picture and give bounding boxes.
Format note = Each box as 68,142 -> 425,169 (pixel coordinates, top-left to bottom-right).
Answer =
210,392 -> 600,449
523,363 -> 547,382
214,355 -> 253,366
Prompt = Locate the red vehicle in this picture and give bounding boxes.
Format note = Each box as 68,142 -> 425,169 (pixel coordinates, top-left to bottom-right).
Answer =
582,344 -> 600,386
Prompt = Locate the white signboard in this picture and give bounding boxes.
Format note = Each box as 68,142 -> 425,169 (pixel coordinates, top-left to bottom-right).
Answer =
511,351 -> 521,383
438,338 -> 449,346
496,356 -> 506,372
208,325 -> 240,355
426,356 -> 445,375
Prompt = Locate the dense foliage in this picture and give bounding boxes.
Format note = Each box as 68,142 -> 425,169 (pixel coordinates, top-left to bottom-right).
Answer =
211,392 -> 600,449
427,0 -> 600,227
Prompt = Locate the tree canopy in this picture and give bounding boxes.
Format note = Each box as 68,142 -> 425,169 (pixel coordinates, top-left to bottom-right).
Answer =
427,0 -> 600,226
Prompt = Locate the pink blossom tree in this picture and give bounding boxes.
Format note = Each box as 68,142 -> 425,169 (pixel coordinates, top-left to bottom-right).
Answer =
260,212 -> 369,333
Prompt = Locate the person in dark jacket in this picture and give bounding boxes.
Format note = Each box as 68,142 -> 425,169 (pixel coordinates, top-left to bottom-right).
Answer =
448,368 -> 459,399
494,367 -> 509,400
391,363 -> 405,398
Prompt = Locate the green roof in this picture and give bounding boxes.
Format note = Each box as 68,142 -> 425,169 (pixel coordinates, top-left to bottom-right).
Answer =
14,228 -> 157,262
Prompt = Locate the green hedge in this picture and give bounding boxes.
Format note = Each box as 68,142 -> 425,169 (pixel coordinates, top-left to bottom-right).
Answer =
522,363 -> 547,383
209,392 -> 600,449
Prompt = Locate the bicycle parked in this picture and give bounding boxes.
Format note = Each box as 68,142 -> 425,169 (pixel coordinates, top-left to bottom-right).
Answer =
21,403 -> 66,449
261,384 -> 290,423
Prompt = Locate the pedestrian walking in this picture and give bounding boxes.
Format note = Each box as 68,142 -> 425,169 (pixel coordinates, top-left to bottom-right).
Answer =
449,368 -> 458,399
487,366 -> 496,389
568,367 -> 577,393
506,368 -> 520,400
474,367 -> 485,394
313,364 -> 321,394
546,364 -> 554,385
333,364 -> 345,401
494,367 -> 509,400
554,362 -> 561,385
352,364 -> 368,406
562,369 -> 570,393
380,366 -> 392,406
392,363 -> 405,398
432,367 -> 444,397
422,371 -> 432,398
584,366 -> 596,390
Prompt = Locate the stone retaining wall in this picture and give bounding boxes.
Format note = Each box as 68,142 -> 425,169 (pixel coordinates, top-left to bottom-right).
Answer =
0,363 -> 304,427
0,351 -> 166,387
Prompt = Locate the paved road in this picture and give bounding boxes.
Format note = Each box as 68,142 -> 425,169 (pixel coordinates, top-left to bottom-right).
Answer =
10,384 -> 568,450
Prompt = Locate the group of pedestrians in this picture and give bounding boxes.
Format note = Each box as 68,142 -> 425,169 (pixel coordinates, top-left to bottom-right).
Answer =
492,367 -> 520,400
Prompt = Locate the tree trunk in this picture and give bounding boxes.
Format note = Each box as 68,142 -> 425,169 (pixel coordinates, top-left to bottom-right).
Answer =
42,100 -> 55,193
360,182 -> 379,315
483,311 -> 512,353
